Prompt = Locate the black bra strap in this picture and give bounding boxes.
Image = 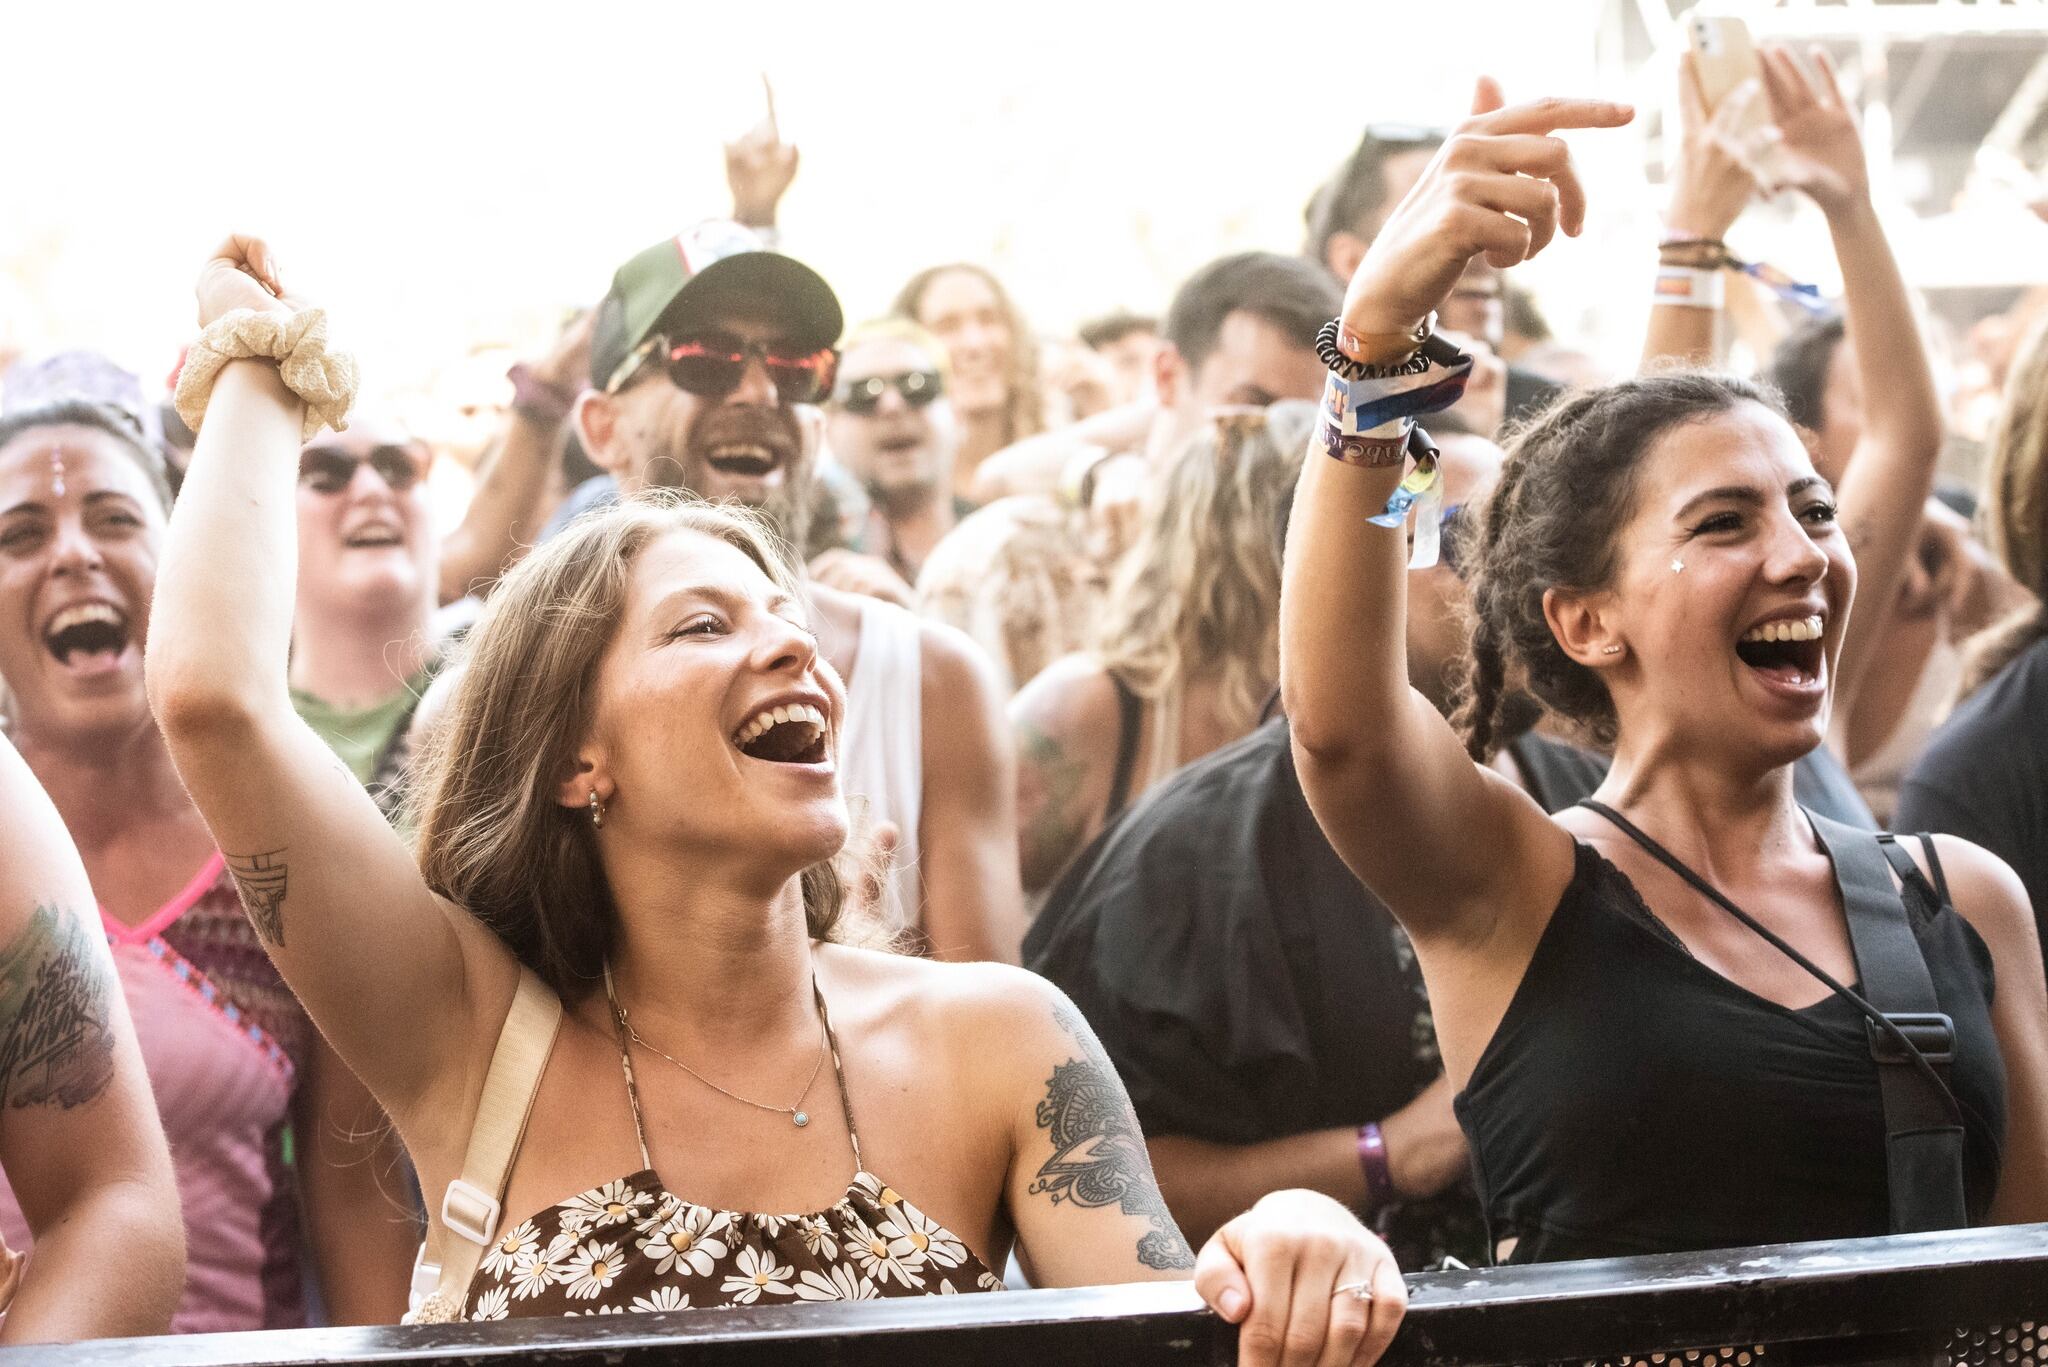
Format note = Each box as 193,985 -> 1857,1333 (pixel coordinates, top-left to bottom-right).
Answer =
1103,673 -> 1144,826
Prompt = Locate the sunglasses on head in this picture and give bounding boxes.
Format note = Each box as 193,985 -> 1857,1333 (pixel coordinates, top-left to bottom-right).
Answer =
298,444 -> 428,495
836,370 -> 944,416
612,332 -> 839,405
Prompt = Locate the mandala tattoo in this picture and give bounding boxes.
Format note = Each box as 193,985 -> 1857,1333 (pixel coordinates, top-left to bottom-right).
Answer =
226,849 -> 290,947
0,904 -> 116,1110
1030,1005 -> 1197,1271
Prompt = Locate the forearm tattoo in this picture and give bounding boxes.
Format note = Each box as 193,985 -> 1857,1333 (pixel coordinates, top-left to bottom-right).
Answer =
225,849 -> 289,947
0,904 -> 117,1110
1029,1003 -> 1197,1271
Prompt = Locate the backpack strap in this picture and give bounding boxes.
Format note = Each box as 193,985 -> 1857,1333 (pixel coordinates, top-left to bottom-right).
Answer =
403,966 -> 563,1324
1807,812 -> 1969,1234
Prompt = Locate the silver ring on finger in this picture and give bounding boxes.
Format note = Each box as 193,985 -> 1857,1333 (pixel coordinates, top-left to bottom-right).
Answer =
1332,1281 -> 1374,1303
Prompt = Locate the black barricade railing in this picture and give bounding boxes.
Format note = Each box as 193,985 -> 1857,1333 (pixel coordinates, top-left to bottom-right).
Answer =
12,1223 -> 2045,1367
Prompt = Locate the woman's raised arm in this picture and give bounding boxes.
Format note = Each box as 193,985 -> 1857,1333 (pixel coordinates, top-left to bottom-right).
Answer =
1284,89 -> 1629,943
146,238 -> 512,1127
1752,48 -> 1945,717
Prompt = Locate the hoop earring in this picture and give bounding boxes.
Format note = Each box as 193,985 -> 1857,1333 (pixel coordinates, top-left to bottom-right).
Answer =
589,790 -> 605,829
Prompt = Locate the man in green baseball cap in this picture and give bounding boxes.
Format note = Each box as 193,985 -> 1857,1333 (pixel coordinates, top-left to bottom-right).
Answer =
551,220 -> 846,549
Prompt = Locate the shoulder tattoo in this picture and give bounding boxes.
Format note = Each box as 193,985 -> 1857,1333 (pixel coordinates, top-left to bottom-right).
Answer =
1028,1001 -> 1197,1270
225,849 -> 290,947
0,904 -> 117,1110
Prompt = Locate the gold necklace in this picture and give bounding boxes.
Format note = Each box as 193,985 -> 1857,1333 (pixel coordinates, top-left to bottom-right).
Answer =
604,965 -> 830,1129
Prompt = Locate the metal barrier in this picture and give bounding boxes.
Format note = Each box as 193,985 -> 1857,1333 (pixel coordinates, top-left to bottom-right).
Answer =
11,1223 -> 2044,1366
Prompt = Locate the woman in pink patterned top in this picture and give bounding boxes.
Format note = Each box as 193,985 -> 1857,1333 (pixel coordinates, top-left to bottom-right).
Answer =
0,396 -> 418,1332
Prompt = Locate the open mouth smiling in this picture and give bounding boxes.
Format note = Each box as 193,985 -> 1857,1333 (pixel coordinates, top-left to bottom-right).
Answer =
731,701 -> 830,765
1733,612 -> 1826,691
702,443 -> 782,479
43,600 -> 132,672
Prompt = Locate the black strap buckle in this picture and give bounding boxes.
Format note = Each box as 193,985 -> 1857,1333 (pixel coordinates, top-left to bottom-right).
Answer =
1868,1012 -> 1954,1066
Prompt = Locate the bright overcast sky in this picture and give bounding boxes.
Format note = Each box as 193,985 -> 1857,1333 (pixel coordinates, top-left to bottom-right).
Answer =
6,0 -> 1626,405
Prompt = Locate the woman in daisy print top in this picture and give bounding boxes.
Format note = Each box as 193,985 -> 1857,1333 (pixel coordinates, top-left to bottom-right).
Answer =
150,237 -> 1407,1366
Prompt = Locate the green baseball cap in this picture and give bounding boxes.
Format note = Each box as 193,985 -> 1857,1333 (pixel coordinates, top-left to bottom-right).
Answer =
590,221 -> 845,390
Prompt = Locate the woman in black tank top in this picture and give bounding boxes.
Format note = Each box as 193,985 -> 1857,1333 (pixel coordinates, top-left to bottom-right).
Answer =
1281,76 -> 2048,1263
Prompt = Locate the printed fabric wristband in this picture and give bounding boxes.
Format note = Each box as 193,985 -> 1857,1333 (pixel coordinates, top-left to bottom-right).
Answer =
1358,1122 -> 1394,1212
1652,266 -> 1726,310
1318,327 -> 1465,568
174,307 -> 359,440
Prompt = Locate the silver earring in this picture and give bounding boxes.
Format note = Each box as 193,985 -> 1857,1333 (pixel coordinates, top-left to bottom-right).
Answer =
1670,559 -> 1685,574
589,790 -> 605,829
1602,644 -> 1624,656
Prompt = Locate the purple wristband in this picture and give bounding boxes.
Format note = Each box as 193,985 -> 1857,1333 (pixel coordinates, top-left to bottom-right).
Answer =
1357,1122 -> 1393,1211
507,361 -> 580,428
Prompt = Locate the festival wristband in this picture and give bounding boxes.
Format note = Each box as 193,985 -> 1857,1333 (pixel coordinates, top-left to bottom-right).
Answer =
1357,1122 -> 1394,1212
1652,266 -> 1726,309
1321,423 -> 1409,467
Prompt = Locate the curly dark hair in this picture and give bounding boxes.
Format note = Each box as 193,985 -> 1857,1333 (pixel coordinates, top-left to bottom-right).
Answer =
1453,372 -> 1787,760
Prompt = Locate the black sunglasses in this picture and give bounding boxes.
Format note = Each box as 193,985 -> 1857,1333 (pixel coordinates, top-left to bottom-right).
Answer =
298,444 -> 428,495
837,370 -> 944,416
615,332 -> 839,406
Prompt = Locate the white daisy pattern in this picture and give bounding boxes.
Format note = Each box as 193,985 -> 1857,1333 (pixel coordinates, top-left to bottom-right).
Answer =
462,1171 -> 995,1316
797,1215 -> 839,1260
481,1219 -> 541,1278
844,1212 -> 927,1291
629,1286 -> 692,1314
563,1239 -> 628,1300
718,1245 -> 796,1304
507,1232 -> 577,1301
639,1205 -> 732,1277
794,1263 -> 880,1302
561,1180 -> 652,1236
877,1196 -> 968,1271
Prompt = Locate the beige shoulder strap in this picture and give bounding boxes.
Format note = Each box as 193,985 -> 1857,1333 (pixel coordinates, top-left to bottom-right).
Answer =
404,965 -> 562,1324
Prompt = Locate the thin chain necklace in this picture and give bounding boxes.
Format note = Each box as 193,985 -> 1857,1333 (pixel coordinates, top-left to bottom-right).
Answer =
604,964 -> 830,1129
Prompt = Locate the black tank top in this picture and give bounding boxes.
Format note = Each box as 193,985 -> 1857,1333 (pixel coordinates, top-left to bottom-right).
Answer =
1454,839 -> 2005,1263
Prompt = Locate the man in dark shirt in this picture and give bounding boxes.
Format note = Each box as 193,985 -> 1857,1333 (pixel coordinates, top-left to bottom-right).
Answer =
1896,633 -> 2048,969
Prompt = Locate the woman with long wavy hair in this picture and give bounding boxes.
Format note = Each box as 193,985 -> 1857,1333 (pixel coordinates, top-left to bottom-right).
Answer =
1008,403 -> 1314,895
146,236 -> 1405,1361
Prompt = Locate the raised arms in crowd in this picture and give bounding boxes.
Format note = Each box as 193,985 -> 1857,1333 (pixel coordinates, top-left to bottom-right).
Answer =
1644,46 -> 1944,725
1282,81 -> 2047,1234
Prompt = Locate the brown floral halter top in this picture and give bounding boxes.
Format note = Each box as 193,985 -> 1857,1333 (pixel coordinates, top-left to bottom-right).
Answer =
460,978 -> 1002,1320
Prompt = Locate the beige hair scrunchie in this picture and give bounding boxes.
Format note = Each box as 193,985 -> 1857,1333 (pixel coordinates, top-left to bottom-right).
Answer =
174,307 -> 359,440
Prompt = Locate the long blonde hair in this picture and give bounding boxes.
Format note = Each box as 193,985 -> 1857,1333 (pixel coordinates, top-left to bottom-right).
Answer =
1958,315 -> 2048,700
405,493 -> 844,1000
1095,400 -> 1317,722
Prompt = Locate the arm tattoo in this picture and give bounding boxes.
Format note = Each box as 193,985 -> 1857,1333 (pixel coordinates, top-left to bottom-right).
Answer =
1028,1002 -> 1197,1271
225,849 -> 289,947
0,905 -> 117,1110
1017,722 -> 1090,891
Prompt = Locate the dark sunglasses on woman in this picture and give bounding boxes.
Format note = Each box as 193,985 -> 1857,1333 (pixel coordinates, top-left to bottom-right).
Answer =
610,332 -> 839,405
836,370 -> 944,415
298,444 -> 429,495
